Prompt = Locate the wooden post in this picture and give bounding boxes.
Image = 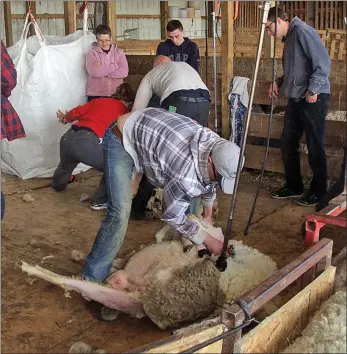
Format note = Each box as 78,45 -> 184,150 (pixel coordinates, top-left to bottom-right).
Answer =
64,1 -> 76,35
221,1 -> 234,138
263,1 -> 275,58
107,1 -> 117,40
160,1 -> 168,40
3,1 -> 13,46
26,1 -> 37,37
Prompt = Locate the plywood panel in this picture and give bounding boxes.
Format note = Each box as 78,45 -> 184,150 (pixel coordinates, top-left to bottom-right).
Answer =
235,266 -> 336,353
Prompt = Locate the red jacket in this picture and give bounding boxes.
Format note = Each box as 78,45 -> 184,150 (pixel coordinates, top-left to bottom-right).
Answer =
65,98 -> 129,137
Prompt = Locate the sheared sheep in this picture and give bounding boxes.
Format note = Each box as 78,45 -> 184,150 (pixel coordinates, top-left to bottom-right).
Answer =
19,216 -> 277,329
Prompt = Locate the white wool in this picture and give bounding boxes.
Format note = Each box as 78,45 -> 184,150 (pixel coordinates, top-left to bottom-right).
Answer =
155,218 -> 278,303
220,240 -> 278,300
334,260 -> 347,292
283,290 -> 347,353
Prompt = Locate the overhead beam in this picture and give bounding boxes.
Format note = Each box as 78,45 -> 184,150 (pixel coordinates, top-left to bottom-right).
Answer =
64,1 -> 76,35
160,1 -> 168,40
220,1 -> 234,138
3,1 -> 13,46
107,1 -> 117,40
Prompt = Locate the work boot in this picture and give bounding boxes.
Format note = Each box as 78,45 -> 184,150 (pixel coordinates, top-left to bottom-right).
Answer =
86,300 -> 120,322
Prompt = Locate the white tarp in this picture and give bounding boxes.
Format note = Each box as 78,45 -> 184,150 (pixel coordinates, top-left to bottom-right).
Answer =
1,11 -> 96,179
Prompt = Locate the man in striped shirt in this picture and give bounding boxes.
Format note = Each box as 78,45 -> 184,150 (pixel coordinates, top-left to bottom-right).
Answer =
82,108 -> 241,284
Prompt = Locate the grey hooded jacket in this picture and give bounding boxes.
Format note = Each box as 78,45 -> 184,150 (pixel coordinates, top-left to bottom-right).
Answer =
276,17 -> 331,99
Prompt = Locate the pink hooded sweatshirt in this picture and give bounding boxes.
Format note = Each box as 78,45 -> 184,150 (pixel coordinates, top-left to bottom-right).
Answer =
86,42 -> 129,97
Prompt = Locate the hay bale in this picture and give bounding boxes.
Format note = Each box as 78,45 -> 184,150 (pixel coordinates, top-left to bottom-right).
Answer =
142,259 -> 222,329
283,291 -> 347,353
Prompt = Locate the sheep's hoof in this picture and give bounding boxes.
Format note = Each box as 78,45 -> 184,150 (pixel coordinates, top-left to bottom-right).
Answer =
87,300 -> 120,322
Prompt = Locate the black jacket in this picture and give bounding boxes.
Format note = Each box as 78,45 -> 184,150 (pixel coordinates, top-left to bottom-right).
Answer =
156,37 -> 200,72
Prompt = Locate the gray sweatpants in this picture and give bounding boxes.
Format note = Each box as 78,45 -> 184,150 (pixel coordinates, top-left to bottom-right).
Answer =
51,128 -> 107,204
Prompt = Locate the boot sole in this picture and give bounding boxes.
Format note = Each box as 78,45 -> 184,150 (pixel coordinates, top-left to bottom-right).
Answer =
271,194 -> 302,200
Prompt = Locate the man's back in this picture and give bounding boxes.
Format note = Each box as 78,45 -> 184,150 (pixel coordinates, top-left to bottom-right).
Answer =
132,62 -> 208,111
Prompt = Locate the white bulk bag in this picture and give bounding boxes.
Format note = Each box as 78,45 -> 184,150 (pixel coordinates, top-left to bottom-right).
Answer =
1,11 -> 96,179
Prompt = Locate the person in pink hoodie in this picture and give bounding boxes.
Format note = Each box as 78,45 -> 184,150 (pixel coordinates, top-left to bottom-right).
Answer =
86,24 -> 129,102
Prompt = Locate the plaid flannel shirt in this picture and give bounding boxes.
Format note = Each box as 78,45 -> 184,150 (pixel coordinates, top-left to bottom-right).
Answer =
130,108 -> 222,242
1,40 -> 25,141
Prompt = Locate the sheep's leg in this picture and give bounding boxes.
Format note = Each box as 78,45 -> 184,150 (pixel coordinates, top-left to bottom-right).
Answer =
19,261 -> 145,318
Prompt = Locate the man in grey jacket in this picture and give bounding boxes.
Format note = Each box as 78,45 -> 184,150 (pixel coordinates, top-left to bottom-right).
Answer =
266,7 -> 331,206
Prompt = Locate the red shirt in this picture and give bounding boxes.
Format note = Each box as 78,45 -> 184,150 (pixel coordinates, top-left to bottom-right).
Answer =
65,98 -> 129,137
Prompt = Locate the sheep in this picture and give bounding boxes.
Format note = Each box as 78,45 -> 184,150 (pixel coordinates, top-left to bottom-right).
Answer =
19,216 -> 277,329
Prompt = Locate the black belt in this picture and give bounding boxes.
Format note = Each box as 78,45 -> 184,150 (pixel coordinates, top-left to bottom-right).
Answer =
71,125 -> 95,134
177,96 -> 210,103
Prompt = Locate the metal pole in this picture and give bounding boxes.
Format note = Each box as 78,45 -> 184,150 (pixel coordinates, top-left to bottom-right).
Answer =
216,0 -> 272,272
212,4 -> 218,133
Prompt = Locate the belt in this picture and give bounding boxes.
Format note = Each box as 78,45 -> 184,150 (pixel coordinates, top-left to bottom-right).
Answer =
112,124 -> 123,144
71,125 -> 95,134
177,96 -> 210,103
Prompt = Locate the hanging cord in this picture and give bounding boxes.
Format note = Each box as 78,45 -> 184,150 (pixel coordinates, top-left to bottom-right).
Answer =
244,3 -> 278,236
215,1 -> 272,272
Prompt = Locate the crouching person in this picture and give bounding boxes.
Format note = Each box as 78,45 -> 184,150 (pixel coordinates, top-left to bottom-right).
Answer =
81,107 -> 241,320
51,83 -> 134,210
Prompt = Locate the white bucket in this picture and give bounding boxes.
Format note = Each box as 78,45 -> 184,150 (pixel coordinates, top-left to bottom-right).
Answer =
179,8 -> 188,18
187,7 -> 195,18
188,1 -> 201,10
168,6 -> 180,18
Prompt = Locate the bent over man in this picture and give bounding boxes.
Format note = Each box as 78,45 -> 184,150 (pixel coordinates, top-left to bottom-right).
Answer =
81,108 -> 240,288
131,56 -> 211,218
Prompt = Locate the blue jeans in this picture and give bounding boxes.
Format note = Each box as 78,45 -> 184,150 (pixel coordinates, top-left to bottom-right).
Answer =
1,192 -> 5,220
81,127 -> 134,282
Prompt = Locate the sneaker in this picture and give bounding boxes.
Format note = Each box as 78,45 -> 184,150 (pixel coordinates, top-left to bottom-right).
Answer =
297,192 -> 319,206
271,186 -> 303,199
90,202 -> 107,211
86,300 -> 120,321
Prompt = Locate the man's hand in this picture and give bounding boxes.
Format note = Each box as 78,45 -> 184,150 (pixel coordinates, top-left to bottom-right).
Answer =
203,235 -> 223,256
268,82 -> 279,100
57,110 -> 67,124
305,91 -> 318,103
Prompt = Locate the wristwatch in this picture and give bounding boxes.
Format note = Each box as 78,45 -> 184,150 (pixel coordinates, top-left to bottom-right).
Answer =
307,90 -> 317,96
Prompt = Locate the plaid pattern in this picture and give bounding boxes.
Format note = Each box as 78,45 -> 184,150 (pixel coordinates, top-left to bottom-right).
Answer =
131,108 -> 221,239
1,40 -> 25,141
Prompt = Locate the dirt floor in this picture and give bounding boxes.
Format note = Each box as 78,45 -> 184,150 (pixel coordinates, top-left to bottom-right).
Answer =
1,169 -> 346,353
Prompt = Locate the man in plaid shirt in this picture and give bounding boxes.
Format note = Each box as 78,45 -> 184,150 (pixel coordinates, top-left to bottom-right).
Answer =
82,107 -> 241,320
1,40 -> 26,219
82,107 -> 241,282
